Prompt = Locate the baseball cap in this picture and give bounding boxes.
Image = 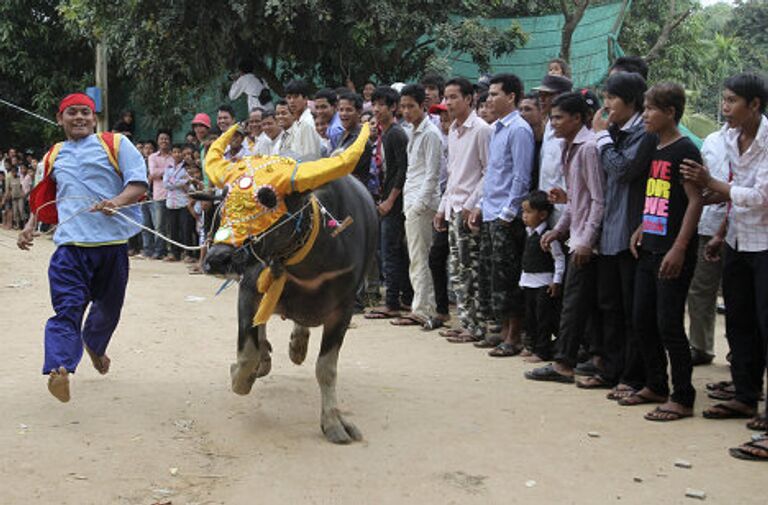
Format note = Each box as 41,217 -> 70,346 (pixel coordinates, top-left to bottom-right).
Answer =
191,112 -> 211,129
533,75 -> 573,94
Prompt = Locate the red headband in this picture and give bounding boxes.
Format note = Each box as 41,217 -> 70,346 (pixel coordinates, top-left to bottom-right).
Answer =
58,93 -> 95,114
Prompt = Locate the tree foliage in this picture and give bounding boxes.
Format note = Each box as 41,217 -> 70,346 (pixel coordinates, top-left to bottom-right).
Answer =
56,0 -> 527,129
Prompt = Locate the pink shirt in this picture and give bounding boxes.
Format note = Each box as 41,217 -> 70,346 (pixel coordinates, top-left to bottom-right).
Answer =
439,111 -> 492,218
553,126 -> 605,251
148,151 -> 174,200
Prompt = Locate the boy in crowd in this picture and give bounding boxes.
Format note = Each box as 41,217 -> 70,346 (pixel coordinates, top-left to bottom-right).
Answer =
315,88 -> 344,151
255,110 -> 285,155
163,144 -> 193,262
587,72 -> 655,394
520,190 -> 564,361
365,86 -> 413,320
625,82 -> 703,422
468,73 -> 534,357
17,93 -> 148,402
147,129 -> 174,259
525,92 -> 604,379
434,77 -> 492,341
681,73 -> 768,458
284,79 -> 322,159
390,84 -> 442,328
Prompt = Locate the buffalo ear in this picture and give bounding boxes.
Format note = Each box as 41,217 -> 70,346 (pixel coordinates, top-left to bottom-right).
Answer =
190,187 -> 229,203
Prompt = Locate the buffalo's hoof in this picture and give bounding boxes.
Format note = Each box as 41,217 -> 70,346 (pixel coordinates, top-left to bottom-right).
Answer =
254,355 -> 272,378
321,409 -> 363,444
289,339 -> 308,365
230,362 -> 257,395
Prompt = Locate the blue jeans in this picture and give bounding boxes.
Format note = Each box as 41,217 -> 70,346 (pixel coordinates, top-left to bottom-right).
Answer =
150,200 -> 167,258
141,202 -> 155,254
380,212 -> 412,309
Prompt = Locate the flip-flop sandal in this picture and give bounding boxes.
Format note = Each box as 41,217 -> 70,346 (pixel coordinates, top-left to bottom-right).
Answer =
421,317 -> 445,331
703,403 -> 756,419
729,440 -> 768,461
446,333 -> 480,343
747,417 -> 768,431
708,388 -> 736,401
489,343 -> 524,358
644,407 -> 693,422
364,308 -> 401,320
574,361 -> 602,377
390,315 -> 424,326
439,328 -> 462,337
618,391 -> 667,406
576,375 -> 612,389
706,380 -> 732,391
607,384 -> 637,401
473,339 -> 498,349
523,363 -> 574,383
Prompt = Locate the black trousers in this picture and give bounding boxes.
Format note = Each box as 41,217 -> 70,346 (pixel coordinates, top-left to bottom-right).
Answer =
524,286 -> 560,359
597,251 -> 644,388
723,246 -> 768,408
428,228 -> 450,316
381,212 -> 413,309
634,249 -> 697,407
167,207 -> 193,260
554,257 -> 598,368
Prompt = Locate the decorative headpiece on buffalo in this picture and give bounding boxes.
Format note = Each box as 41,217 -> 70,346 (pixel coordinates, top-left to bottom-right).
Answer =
205,123 -> 369,248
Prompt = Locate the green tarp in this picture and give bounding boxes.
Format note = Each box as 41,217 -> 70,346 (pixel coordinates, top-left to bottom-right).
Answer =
443,1 -> 629,91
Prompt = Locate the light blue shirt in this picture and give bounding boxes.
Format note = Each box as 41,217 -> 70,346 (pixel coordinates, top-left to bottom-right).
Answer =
52,134 -> 148,245
481,110 -> 534,222
327,112 -> 345,151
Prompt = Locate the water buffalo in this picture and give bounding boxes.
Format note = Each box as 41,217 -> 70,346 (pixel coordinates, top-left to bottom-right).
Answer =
200,124 -> 376,443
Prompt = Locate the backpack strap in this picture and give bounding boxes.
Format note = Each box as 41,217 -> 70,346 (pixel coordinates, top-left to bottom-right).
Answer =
42,142 -> 64,177
96,131 -> 122,175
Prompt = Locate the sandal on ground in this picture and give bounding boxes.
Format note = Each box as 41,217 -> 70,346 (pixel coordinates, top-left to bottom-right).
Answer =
488,342 -> 524,358
618,391 -> 667,406
188,265 -> 204,275
364,307 -> 401,320
708,388 -> 736,401
729,439 -> 768,461
390,314 -> 425,326
706,380 -> 732,391
576,375 -> 613,389
644,406 -> 693,422
446,333 -> 480,343
703,402 -> 756,420
439,328 -> 462,337
747,416 -> 768,432
524,363 -> 574,383
421,317 -> 446,331
574,361 -> 602,377
607,384 -> 637,401
473,339 -> 498,348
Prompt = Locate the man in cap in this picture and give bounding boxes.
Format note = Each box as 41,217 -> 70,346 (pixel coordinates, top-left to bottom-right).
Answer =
18,93 -> 148,402
534,74 -> 573,224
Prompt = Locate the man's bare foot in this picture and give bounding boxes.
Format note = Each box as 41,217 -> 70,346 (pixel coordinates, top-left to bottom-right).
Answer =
524,354 -> 546,363
48,367 -> 70,402
644,401 -> 693,422
85,346 -> 110,375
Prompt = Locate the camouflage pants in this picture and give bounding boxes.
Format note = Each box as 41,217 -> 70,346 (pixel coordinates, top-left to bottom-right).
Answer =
481,218 -> 526,321
448,213 -> 490,337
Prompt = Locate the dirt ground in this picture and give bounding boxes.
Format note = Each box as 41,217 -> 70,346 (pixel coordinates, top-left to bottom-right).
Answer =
0,228 -> 764,505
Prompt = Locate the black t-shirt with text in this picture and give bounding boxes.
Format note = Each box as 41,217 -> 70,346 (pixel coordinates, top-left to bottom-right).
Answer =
641,136 -> 701,254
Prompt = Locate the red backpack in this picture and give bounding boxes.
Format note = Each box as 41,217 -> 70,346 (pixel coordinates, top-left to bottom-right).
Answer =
29,132 -> 122,224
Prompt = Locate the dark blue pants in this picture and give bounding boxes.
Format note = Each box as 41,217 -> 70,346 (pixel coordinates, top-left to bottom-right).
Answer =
723,246 -> 768,408
380,212 -> 412,310
44,244 -> 129,373
633,249 -> 697,407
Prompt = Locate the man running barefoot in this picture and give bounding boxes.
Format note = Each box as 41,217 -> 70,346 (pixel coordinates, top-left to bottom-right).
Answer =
17,93 -> 148,402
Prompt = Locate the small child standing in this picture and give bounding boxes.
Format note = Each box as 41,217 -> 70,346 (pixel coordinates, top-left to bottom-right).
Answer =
624,82 -> 703,421
163,144 -> 192,262
519,190 -> 565,362
18,93 -> 148,402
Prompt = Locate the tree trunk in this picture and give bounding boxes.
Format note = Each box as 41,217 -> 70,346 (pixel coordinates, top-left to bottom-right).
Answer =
560,0 -> 590,62
645,0 -> 692,62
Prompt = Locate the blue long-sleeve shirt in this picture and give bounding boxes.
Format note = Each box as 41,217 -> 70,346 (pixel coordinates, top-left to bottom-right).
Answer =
481,110 -> 534,222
